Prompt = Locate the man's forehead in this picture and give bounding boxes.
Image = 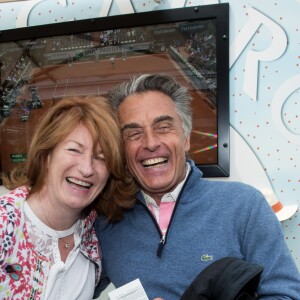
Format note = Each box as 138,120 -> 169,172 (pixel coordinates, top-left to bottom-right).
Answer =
121,115 -> 175,130
118,93 -> 176,121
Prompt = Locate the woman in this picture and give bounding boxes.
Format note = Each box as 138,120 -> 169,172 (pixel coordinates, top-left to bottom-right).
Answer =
0,95 -> 136,299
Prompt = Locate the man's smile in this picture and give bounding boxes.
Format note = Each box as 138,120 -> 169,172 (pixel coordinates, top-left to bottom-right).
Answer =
142,157 -> 168,168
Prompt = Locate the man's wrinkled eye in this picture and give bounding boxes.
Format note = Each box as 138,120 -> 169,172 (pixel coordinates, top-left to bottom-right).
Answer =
156,122 -> 172,133
158,125 -> 171,132
123,130 -> 143,141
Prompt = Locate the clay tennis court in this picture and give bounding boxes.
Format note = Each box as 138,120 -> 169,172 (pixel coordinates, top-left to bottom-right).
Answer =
0,51 -> 217,173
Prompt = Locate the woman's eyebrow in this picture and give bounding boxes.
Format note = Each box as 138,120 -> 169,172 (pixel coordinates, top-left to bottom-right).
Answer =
65,140 -> 84,148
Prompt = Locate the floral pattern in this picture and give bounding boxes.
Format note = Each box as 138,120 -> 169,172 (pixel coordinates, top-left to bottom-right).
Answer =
0,186 -> 101,300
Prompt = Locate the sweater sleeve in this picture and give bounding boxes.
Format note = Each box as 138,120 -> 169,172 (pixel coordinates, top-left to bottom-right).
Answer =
241,189 -> 300,299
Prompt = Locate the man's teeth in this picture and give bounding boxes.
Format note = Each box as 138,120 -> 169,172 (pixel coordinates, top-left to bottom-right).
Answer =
67,177 -> 92,188
142,157 -> 167,167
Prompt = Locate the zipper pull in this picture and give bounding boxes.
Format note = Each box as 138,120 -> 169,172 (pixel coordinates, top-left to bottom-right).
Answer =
157,236 -> 165,257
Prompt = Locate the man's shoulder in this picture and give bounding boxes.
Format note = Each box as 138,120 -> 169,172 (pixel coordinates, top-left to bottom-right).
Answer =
187,167 -> 260,196
188,160 -> 258,191
185,174 -> 266,213
94,214 -> 117,233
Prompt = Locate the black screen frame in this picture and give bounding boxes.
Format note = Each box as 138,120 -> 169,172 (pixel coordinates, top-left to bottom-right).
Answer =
0,3 -> 229,177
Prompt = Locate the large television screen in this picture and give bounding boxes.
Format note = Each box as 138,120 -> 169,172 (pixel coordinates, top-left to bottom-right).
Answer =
0,3 -> 229,177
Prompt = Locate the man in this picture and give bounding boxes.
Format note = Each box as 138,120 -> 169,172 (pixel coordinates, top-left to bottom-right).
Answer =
94,74 -> 300,299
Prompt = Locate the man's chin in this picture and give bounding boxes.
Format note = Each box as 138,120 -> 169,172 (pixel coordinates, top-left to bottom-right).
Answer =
140,182 -> 174,195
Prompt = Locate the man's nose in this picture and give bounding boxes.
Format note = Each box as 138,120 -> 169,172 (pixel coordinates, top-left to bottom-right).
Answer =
142,130 -> 160,151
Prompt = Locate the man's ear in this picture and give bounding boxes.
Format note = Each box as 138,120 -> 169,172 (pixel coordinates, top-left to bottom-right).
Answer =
184,136 -> 191,152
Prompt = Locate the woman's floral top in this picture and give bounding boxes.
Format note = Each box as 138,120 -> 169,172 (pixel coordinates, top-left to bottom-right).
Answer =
0,186 -> 101,300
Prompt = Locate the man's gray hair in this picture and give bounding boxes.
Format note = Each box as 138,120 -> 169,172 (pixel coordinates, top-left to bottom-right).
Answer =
107,74 -> 193,137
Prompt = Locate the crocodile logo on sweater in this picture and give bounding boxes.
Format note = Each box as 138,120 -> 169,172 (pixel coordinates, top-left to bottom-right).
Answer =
201,254 -> 213,261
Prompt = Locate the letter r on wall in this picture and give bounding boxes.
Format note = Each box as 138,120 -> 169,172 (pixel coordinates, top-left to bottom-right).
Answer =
230,7 -> 287,101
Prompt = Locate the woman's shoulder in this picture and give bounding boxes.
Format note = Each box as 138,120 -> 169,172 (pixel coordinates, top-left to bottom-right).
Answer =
0,186 -> 28,207
0,187 -> 28,254
0,186 -> 28,230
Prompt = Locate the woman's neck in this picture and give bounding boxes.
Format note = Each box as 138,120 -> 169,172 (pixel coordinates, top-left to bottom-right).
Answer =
27,192 -> 79,231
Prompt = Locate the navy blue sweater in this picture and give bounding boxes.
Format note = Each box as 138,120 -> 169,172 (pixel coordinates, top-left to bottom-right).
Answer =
94,160 -> 300,299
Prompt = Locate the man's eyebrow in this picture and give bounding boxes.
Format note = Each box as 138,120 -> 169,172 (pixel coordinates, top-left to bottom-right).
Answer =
153,115 -> 174,124
121,116 -> 174,133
